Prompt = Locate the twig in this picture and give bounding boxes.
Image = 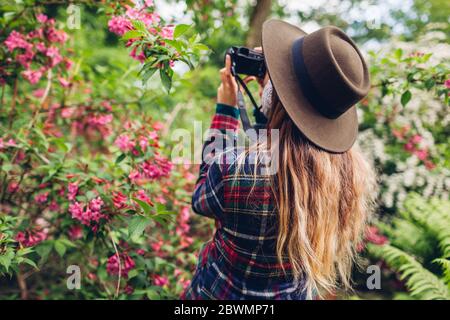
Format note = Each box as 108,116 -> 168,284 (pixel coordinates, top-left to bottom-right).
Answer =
17,268 -> 28,299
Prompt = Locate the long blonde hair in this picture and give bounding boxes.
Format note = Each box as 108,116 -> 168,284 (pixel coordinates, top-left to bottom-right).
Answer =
238,92 -> 377,298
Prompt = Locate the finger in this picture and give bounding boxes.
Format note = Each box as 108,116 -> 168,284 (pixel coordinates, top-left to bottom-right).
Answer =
243,76 -> 256,84
220,70 -> 228,86
224,55 -> 232,77
253,47 -> 262,52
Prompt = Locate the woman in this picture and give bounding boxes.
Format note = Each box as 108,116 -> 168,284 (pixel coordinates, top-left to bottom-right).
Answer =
182,20 -> 377,300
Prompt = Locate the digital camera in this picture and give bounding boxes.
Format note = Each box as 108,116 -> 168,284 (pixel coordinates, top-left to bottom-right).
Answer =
226,46 -> 266,78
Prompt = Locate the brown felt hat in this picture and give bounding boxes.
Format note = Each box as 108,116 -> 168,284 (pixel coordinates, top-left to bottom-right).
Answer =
262,19 -> 370,153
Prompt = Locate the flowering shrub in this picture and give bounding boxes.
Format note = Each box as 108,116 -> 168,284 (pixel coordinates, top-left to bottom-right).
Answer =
358,33 -> 449,210
106,0 -> 208,92
0,1 -> 210,299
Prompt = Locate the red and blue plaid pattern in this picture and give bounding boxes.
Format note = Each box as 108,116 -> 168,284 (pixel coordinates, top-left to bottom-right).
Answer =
182,104 -> 307,300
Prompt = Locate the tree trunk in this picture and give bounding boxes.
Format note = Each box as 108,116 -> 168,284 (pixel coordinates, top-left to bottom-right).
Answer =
246,0 -> 273,48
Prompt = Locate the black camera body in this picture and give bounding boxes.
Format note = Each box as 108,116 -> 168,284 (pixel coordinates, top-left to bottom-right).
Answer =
226,46 -> 266,78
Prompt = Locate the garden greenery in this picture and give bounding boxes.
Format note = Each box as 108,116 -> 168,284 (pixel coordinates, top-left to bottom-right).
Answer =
0,0 -> 449,300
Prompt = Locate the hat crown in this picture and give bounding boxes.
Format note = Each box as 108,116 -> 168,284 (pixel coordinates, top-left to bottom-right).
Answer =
329,35 -> 364,87
294,26 -> 370,119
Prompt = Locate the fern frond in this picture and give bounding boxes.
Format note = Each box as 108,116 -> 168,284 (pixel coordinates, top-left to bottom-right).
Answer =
370,244 -> 450,300
433,258 -> 450,288
402,194 -> 450,258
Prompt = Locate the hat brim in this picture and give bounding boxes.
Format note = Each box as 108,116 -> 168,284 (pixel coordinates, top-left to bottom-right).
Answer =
262,19 -> 358,153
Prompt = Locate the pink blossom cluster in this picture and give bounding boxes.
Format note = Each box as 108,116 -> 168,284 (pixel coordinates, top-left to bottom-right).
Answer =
0,137 -> 17,149
60,103 -> 114,139
174,268 -> 191,290
69,197 -> 105,228
68,225 -> 84,240
392,126 -> 435,170
2,14 -> 71,85
106,252 -> 136,277
67,182 -> 78,201
34,191 -> 49,204
16,229 -> 47,247
365,226 -> 388,245
107,1 -> 177,64
112,191 -> 128,209
153,274 -> 169,287
403,134 -> 435,170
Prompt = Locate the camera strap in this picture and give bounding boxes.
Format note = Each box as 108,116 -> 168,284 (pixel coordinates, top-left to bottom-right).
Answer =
234,74 -> 261,136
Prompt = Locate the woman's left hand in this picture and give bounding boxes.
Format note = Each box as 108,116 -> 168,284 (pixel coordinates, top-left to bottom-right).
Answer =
217,55 -> 238,107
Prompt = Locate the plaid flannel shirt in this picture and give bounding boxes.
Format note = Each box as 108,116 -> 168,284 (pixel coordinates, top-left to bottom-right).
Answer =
182,104 -> 307,300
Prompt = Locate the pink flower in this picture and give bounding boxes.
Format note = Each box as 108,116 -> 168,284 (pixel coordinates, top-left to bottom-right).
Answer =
68,225 -> 83,240
49,201 -> 60,212
160,26 -> 174,40
112,191 -> 128,209
16,50 -> 35,68
403,142 -> 414,152
33,88 -> 46,98
114,134 -> 135,152
46,27 -> 68,43
366,226 -> 388,245
153,275 -> 169,287
410,134 -> 422,144
414,149 -> 428,161
36,14 -> 48,24
69,202 -> 84,221
136,249 -> 145,256
4,31 -> 32,52
69,198 -> 104,227
89,197 -> 104,212
45,46 -> 63,67
424,160 -> 436,170
22,69 -> 43,84
15,229 -> 47,247
144,0 -> 154,7
128,169 -> 142,183
107,252 -> 135,277
7,181 -> 19,193
108,16 -> 132,36
152,121 -> 164,131
445,79 -> 450,89
124,284 -> 134,295
34,192 -> 49,204
151,239 -> 164,253
58,77 -> 71,88
61,107 -> 75,118
87,114 -> 113,126
136,189 -> 153,205
67,182 -> 78,201
138,136 -> 149,151
130,46 -> 146,63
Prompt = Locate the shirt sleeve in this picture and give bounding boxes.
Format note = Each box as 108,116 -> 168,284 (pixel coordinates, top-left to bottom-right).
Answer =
191,103 -> 239,219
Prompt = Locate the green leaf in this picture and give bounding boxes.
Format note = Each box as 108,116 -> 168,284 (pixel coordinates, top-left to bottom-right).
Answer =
159,68 -> 172,93
35,242 -> 53,261
128,215 -> 152,240
0,250 -> 15,272
193,43 -> 209,51
54,241 -> 66,257
131,20 -> 146,32
132,197 -> 152,215
115,153 -> 126,164
22,258 -> 38,269
122,30 -> 143,40
401,90 -> 412,107
164,39 -> 183,53
142,67 -> 157,84
174,24 -> 191,38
